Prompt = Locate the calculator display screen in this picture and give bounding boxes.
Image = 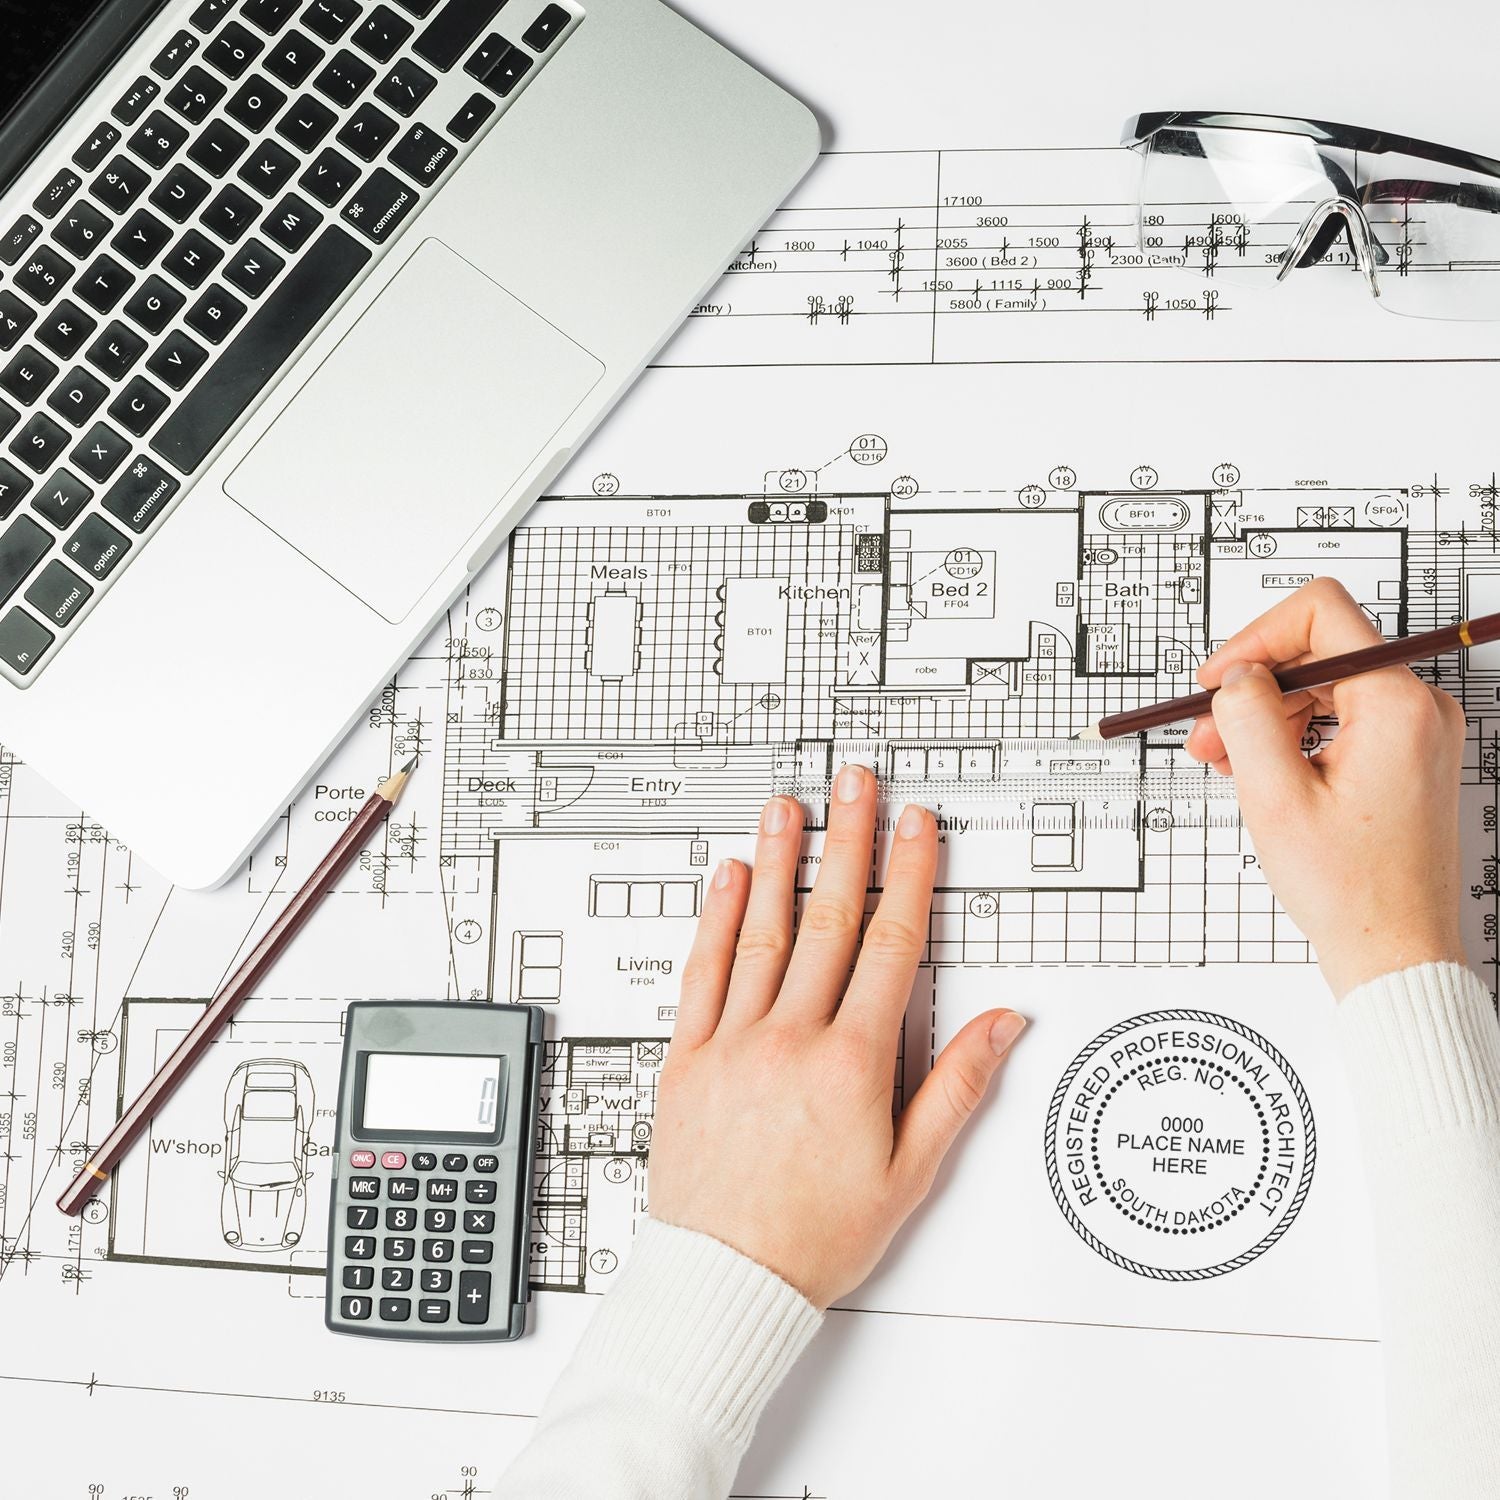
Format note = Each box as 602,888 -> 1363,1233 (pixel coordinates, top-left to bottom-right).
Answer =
360,1053 -> 505,1136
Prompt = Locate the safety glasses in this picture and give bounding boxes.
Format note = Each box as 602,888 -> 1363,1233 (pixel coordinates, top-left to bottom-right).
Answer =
1122,111 -> 1500,320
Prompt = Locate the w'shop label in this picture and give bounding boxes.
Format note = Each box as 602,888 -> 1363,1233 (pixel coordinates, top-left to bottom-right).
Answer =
1044,1011 -> 1315,1280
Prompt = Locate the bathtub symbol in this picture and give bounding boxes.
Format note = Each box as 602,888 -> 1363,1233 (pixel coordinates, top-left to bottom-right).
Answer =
1098,497 -> 1191,532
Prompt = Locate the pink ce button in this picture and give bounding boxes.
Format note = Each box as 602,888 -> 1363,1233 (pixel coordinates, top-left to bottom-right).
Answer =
349,1150 -> 376,1169
381,1151 -> 407,1170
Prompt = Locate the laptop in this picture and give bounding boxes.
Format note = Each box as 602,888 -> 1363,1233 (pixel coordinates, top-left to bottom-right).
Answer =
0,0 -> 819,886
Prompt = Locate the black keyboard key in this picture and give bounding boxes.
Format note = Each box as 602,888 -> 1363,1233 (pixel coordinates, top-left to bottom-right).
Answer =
378,1296 -> 410,1322
186,283 -> 247,342
108,376 -> 171,435
46,367 -> 109,427
14,245 -> 75,306
75,256 -> 135,313
0,402 -> 15,443
387,1176 -> 419,1200
373,59 -> 435,116
261,192 -> 323,250
123,276 -> 187,335
522,3 -> 569,51
0,458 -> 31,517
347,1204 -> 377,1229
464,1178 -> 496,1203
223,238 -> 286,297
457,1269 -> 489,1324
111,77 -> 160,125
23,560 -> 91,630
126,110 -> 190,170
205,21 -> 265,80
381,1265 -> 413,1290
0,215 -> 41,266
264,29 -> 326,87
112,209 -> 175,268
426,1176 -> 457,1201
422,1237 -> 454,1261
151,162 -> 213,223
162,229 -> 224,290
9,413 -> 69,472
65,512 -> 131,579
202,183 -> 262,242
277,95 -> 337,152
188,119 -> 251,178
339,1294 -> 372,1320
412,1153 -> 437,1172
147,328 -> 210,388
0,347 -> 58,405
225,74 -> 289,132
420,1267 -> 450,1292
88,156 -> 150,213
35,302 -> 97,361
344,1232 -> 375,1257
414,0 -> 503,70
54,202 -> 111,260
481,42 -> 531,97
299,147 -> 360,205
424,1207 -> 455,1231
189,0 -> 236,30
342,1261 -> 374,1286
389,123 -> 455,185
165,66 -> 227,125
393,0 -> 438,14
342,166 -> 417,243
244,0 -> 301,32
0,607 -> 52,675
72,123 -> 121,173
441,1153 -> 467,1172
447,92 -> 493,142
70,420 -> 133,481
462,1209 -> 494,1233
151,29 -> 201,79
384,1236 -> 415,1261
418,1298 -> 449,1322
33,169 -> 81,220
84,322 -> 148,381
31,467 -> 93,527
314,48 -> 375,107
102,454 -> 180,532
469,1153 -> 497,1170
151,225 -> 369,472
0,514 -> 50,604
385,1204 -> 417,1231
0,294 -> 35,351
351,4 -> 413,61
303,0 -> 363,43
460,1239 -> 492,1263
336,101 -> 398,160
238,139 -> 300,196
464,32 -> 510,80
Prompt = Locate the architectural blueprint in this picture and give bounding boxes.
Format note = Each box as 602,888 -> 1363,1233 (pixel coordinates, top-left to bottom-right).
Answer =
6,1 -> 1500,1494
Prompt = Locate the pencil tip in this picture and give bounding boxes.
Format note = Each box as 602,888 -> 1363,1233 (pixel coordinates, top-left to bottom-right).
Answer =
400,755 -> 418,775
1075,723 -> 1104,743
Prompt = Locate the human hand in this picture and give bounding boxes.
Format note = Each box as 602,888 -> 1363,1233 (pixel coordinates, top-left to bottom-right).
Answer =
1186,577 -> 1467,998
647,764 -> 1026,1309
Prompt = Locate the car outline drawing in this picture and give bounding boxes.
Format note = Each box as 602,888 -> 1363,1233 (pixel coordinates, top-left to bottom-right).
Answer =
219,1058 -> 314,1252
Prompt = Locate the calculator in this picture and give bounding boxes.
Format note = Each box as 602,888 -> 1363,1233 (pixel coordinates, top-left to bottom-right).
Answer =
325,1001 -> 544,1341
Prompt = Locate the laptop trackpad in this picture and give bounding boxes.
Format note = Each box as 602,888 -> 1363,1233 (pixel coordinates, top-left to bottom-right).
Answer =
225,238 -> 604,623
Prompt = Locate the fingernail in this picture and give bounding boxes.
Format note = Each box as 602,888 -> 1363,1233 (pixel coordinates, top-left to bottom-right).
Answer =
989,1011 -> 1027,1056
1220,661 -> 1255,687
835,763 -> 868,803
761,798 -> 789,835
897,803 -> 928,839
713,859 -> 736,889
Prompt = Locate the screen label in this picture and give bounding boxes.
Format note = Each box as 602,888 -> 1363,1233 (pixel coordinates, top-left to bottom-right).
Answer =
360,1052 -> 506,1137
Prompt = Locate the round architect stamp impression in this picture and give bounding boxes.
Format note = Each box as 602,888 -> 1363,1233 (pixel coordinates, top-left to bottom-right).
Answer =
1043,1010 -> 1316,1280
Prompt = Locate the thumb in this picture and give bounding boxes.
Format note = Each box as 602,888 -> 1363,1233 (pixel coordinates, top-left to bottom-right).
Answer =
1210,661 -> 1314,810
893,1010 -> 1025,1196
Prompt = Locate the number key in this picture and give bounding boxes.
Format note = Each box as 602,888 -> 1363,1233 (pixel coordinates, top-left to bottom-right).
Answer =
340,1295 -> 371,1319
346,1203 -> 378,1229
422,1237 -> 454,1262
384,1236 -> 414,1261
381,1265 -> 413,1290
54,203 -> 111,260
0,293 -> 35,351
125,110 -> 189,170
15,246 -> 76,307
165,66 -> 227,125
385,1205 -> 416,1231
342,1263 -> 374,1288
205,20 -> 265,79
88,157 -> 151,214
344,1234 -> 375,1259
424,1207 -> 455,1232
420,1267 -> 450,1292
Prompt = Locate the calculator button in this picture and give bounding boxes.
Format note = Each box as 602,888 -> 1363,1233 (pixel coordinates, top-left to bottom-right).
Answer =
384,1236 -> 414,1261
385,1206 -> 416,1231
344,1234 -> 375,1259
422,1238 -> 454,1262
342,1264 -> 374,1289
387,1176 -> 418,1200
465,1179 -> 497,1203
441,1153 -> 468,1172
346,1204 -> 377,1229
378,1297 -> 411,1322
348,1175 -> 380,1198
348,1150 -> 375,1168
462,1209 -> 494,1234
420,1267 -> 450,1292
381,1265 -> 413,1290
380,1150 -> 406,1170
340,1295 -> 371,1320
424,1208 -> 455,1233
418,1299 -> 450,1323
457,1270 -> 490,1324
426,1177 -> 457,1201
472,1153 -> 498,1174
411,1151 -> 437,1171
461,1240 -> 492,1263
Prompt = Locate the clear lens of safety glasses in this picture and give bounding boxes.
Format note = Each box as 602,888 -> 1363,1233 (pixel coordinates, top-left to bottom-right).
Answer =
1124,113 -> 1500,320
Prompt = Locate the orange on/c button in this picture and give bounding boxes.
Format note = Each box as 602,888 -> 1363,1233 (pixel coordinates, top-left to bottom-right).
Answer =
349,1150 -> 376,1169
381,1151 -> 407,1170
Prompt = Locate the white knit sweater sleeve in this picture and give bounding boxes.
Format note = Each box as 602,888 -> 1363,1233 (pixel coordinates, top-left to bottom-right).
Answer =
1335,961 -> 1500,1499
499,1217 -> 823,1499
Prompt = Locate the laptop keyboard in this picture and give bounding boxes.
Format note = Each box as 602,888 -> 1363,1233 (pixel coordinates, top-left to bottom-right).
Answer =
0,0 -> 579,683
